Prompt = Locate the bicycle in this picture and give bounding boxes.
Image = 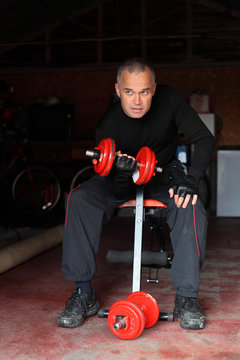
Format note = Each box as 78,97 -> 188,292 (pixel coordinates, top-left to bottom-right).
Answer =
0,88 -> 61,229
0,138 -> 61,218
70,165 -> 94,190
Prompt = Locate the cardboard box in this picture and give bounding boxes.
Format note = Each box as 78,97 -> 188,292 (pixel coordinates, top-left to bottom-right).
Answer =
189,94 -> 209,113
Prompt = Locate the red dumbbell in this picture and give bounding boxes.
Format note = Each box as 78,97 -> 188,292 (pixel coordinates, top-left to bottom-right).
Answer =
99,291 -> 161,340
85,138 -> 162,185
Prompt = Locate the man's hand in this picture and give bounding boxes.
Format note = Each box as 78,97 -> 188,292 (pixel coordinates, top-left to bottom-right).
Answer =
109,152 -> 136,199
169,176 -> 199,208
115,151 -> 136,173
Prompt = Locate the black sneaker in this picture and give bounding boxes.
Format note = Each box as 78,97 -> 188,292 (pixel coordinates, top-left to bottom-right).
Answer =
58,288 -> 100,328
174,295 -> 205,330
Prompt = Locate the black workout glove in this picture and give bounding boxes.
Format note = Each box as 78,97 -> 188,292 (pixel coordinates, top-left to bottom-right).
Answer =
109,155 -> 136,199
172,175 -> 199,198
114,156 -> 136,174
168,159 -> 199,204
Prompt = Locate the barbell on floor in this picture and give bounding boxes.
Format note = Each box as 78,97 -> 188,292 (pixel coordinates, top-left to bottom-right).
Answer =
85,138 -> 163,185
98,291 -> 174,340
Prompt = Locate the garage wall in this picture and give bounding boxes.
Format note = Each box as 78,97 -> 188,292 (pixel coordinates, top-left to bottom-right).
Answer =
1,65 -> 240,145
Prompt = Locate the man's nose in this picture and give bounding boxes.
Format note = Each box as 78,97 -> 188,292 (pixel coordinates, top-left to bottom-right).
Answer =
134,94 -> 142,105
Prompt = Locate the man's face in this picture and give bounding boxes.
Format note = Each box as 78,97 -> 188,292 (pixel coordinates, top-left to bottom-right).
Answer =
115,68 -> 156,118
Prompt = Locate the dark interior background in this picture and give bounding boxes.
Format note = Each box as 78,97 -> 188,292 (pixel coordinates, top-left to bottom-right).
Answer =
0,0 -> 239,144
0,0 -> 240,224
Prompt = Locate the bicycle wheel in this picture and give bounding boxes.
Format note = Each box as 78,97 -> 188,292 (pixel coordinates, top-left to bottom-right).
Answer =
12,166 -> 61,215
70,165 -> 94,191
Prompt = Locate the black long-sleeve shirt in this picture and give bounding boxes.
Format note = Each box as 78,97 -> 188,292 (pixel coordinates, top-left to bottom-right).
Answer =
96,85 -> 215,183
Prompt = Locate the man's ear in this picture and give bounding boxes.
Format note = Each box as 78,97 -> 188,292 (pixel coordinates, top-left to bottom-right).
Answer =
153,82 -> 157,95
115,83 -> 120,97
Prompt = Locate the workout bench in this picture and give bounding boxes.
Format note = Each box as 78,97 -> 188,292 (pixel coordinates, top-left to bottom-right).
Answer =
98,186 -> 173,339
106,185 -> 171,292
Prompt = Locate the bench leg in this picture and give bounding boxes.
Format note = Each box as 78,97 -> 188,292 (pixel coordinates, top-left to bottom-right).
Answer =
132,186 -> 144,292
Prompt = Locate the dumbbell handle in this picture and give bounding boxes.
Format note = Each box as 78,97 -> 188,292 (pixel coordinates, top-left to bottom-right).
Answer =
85,149 -> 101,159
98,308 -> 174,322
113,317 -> 126,330
85,149 -> 162,173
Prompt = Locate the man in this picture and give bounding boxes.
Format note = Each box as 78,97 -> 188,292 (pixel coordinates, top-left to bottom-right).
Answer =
58,58 -> 215,330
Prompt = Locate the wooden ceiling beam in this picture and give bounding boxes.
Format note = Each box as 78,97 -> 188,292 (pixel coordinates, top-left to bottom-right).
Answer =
195,0 -> 240,17
0,0 -> 112,56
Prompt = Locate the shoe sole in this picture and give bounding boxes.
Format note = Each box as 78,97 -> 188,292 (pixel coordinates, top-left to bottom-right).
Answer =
174,310 -> 205,330
179,319 -> 205,330
58,316 -> 85,328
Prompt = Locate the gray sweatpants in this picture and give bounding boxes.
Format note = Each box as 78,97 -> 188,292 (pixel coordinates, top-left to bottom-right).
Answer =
62,174 -> 207,298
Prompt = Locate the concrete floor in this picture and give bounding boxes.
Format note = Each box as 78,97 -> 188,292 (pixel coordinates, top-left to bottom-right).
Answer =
0,216 -> 239,360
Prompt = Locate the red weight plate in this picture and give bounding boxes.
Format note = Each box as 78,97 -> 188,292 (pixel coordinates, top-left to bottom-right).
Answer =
100,138 -> 115,177
127,291 -> 160,328
107,300 -> 145,340
135,146 -> 151,184
94,138 -> 115,177
144,149 -> 156,184
93,138 -> 109,175
135,147 -> 156,185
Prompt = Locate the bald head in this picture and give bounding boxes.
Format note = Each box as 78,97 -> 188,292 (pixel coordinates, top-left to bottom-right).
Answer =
116,58 -> 156,87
